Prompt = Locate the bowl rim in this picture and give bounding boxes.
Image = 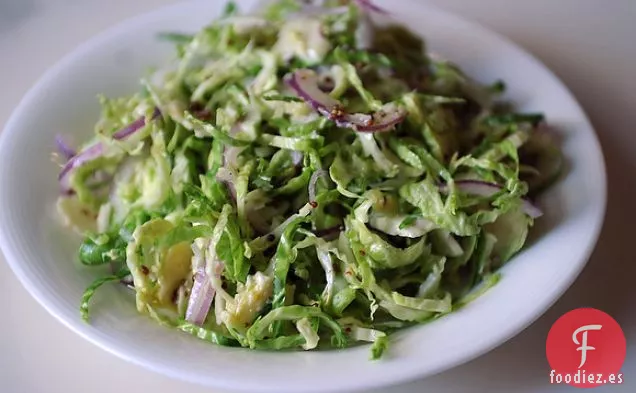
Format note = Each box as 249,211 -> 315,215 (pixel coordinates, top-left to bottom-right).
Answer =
0,0 -> 607,391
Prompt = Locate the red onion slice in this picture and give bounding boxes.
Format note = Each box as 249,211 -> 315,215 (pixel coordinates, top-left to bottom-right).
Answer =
112,107 -> 161,140
185,267 -> 215,326
448,180 -> 543,218
349,103 -> 406,133
521,201 -> 543,219
285,69 -> 341,118
286,69 -> 406,133
340,112 -> 372,126
55,135 -> 76,160
58,108 -> 160,194
58,143 -> 104,193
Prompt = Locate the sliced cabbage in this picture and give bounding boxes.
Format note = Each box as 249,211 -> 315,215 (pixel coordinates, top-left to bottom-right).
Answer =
68,0 -> 558,361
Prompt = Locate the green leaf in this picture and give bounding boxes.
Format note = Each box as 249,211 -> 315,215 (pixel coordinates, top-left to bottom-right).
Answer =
447,235 -> 478,272
347,217 -> 429,269
207,139 -> 225,173
216,211 -> 249,283
222,0 -> 238,17
177,321 -> 239,346
335,47 -> 383,111
472,232 -> 498,282
483,206 -> 531,266
235,160 -> 255,238
80,269 -> 130,322
78,236 -> 126,266
388,137 -> 450,181
274,166 -> 312,196
370,335 -> 389,360
259,134 -> 323,152
119,209 -> 153,240
332,287 -> 357,316
399,215 -> 418,229
482,113 -> 544,127
279,117 -> 330,138
453,273 -> 501,311
429,229 -> 463,257
187,114 -> 251,146
183,182 -> 225,221
388,136 -> 425,171
252,335 -> 306,350
390,291 -> 452,313
159,224 -> 212,248
357,133 -> 399,177
399,178 -> 478,236
246,305 -> 347,348
272,217 -> 310,309
263,0 -> 300,21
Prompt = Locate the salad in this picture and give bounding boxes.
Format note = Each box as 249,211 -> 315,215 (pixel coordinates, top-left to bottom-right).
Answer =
55,0 -> 562,359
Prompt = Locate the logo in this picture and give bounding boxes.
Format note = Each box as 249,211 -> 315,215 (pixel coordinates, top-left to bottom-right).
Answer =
546,308 -> 626,387
572,324 -> 602,368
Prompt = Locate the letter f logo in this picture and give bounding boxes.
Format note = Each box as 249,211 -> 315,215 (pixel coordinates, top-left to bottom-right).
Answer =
573,324 -> 602,368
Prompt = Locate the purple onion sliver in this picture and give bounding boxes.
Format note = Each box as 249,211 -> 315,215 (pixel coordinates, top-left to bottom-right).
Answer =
185,268 -> 215,326
55,135 -> 76,160
286,69 -> 406,133
57,108 -> 160,194
58,143 -> 103,183
333,113 -> 370,130
354,113 -> 406,133
286,70 -> 340,116
521,200 -> 543,218
112,117 -> 146,140
112,107 -> 161,140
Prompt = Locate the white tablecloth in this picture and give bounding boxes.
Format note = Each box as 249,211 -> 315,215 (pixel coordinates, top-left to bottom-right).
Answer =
1,1 -> 634,392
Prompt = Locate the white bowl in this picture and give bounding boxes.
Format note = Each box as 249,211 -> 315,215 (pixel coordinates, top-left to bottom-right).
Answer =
0,0 -> 606,392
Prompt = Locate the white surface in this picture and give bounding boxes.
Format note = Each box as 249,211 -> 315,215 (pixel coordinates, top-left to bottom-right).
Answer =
0,1 -> 633,392
0,0 -> 607,391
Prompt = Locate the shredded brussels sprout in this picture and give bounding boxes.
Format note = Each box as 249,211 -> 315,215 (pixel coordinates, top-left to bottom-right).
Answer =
60,0 -> 562,360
